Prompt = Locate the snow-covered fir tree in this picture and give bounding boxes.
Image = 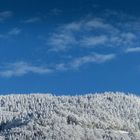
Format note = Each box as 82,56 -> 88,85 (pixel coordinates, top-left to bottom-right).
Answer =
0,92 -> 140,139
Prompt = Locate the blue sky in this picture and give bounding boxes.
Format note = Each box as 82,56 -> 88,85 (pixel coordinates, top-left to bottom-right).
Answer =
0,0 -> 140,95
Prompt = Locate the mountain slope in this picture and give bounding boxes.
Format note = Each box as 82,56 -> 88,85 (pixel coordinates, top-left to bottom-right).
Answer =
0,92 -> 140,139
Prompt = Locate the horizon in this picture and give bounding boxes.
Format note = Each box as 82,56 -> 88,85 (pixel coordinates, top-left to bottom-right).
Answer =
0,91 -> 138,97
0,0 -> 140,95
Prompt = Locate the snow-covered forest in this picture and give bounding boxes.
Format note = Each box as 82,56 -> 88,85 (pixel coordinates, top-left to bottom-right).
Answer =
0,92 -> 140,139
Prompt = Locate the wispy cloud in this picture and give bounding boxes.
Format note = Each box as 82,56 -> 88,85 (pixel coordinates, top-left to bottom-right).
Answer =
0,11 -> 138,78
81,35 -> 108,47
22,17 -> 40,23
48,33 -> 77,51
63,22 -> 82,31
47,17 -> 137,52
125,47 -> 140,53
70,53 -> 115,69
56,53 -> 116,70
0,27 -> 21,39
0,53 -> 115,78
0,11 -> 13,22
85,18 -> 118,33
0,62 -> 52,78
49,8 -> 62,16
8,28 -> 21,35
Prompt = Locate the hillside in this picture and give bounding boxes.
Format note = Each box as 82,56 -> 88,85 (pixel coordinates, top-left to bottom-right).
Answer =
0,92 -> 140,139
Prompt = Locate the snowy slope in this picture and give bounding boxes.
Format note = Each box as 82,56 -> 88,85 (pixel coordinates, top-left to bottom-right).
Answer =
0,92 -> 140,139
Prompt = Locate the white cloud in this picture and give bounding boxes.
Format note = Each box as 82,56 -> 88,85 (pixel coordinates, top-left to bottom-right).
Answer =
125,47 -> 140,53
48,33 -> 77,51
63,22 -> 82,31
0,62 -> 52,78
8,28 -> 21,35
0,11 -> 13,21
56,53 -> 116,70
0,53 -> 115,78
120,33 -> 136,45
23,17 -> 40,23
85,19 -> 118,33
49,8 -> 62,16
81,35 -> 108,47
109,32 -> 136,47
70,53 -> 115,69
47,17 -> 137,52
0,27 -> 21,39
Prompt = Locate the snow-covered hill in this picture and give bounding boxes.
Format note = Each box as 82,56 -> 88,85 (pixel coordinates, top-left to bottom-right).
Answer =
0,92 -> 140,140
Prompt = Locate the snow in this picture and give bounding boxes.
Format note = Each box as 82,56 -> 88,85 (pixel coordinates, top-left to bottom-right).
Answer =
0,92 -> 139,139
